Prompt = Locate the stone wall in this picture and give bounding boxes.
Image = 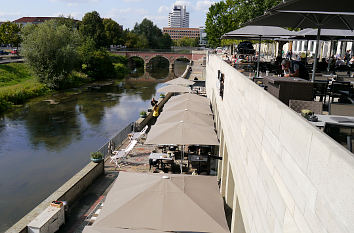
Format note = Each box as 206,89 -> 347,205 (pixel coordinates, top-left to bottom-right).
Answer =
206,54 -> 354,233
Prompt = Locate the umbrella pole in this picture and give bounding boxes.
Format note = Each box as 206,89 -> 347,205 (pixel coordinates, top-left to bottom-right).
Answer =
256,36 -> 262,77
180,145 -> 184,174
312,27 -> 321,82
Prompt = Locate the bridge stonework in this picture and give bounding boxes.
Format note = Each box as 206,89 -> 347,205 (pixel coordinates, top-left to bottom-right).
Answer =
113,51 -> 203,70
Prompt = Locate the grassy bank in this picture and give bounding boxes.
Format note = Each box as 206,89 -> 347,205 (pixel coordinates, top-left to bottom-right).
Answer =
0,63 -> 91,113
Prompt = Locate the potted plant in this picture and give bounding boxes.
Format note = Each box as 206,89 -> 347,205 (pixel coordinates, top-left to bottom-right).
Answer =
90,152 -> 103,163
160,93 -> 165,98
140,110 -> 147,118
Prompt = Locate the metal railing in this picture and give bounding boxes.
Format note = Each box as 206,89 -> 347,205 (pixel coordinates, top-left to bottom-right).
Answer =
97,122 -> 134,158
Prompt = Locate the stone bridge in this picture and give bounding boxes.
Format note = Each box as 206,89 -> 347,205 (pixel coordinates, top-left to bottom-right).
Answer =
113,50 -> 206,70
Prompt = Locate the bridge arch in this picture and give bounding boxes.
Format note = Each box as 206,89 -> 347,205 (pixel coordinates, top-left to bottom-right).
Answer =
146,55 -> 172,70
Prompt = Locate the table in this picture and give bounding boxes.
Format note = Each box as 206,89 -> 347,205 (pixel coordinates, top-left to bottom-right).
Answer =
310,114 -> 354,128
263,76 -> 314,105
149,153 -> 173,170
188,155 -> 209,174
149,153 -> 173,161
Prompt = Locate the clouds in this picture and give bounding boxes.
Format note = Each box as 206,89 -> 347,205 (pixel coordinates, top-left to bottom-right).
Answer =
0,11 -> 21,21
195,0 -> 215,11
158,6 -> 170,14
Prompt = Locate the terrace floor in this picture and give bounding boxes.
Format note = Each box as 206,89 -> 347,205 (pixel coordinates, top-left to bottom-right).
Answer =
58,137 -> 200,233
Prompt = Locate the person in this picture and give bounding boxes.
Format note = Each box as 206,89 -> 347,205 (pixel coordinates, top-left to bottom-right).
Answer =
150,97 -> 157,107
350,56 -> 354,65
344,50 -> 351,66
281,59 -> 309,80
152,104 -> 159,118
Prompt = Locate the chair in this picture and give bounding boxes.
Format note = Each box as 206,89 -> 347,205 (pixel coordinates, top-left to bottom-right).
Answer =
328,81 -> 351,103
313,80 -> 328,103
110,140 -> 137,167
129,125 -> 148,142
289,100 -> 323,115
329,103 -> 354,117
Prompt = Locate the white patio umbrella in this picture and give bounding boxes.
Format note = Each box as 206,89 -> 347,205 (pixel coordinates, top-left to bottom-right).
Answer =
157,84 -> 191,93
163,100 -> 212,114
164,77 -> 195,86
156,109 -> 214,126
145,120 -> 219,173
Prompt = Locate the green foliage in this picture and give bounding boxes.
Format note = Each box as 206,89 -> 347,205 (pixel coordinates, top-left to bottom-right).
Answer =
78,39 -> 115,79
0,79 -> 49,106
58,71 -> 91,89
124,31 -> 149,49
131,19 -> 172,49
113,63 -> 128,79
79,11 -> 107,48
110,54 -> 128,65
53,16 -> 78,29
139,110 -> 147,116
174,37 -> 199,47
0,21 -> 21,47
90,151 -> 103,159
205,0 -> 281,47
103,18 -> 123,46
21,20 -> 81,89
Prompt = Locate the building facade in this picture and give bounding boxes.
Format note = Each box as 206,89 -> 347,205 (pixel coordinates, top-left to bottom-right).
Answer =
206,54 -> 354,233
163,27 -> 199,40
168,5 -> 189,28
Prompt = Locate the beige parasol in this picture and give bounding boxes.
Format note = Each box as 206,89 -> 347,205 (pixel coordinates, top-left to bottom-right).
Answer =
168,93 -> 210,105
164,77 -> 195,86
83,172 -> 229,233
157,84 -> 191,93
156,109 -> 214,126
163,100 -> 212,114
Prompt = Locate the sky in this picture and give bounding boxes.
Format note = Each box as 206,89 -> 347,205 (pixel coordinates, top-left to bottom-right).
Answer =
0,0 -> 221,29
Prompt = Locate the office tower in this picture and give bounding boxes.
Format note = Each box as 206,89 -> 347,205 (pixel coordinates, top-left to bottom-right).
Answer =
168,5 -> 189,28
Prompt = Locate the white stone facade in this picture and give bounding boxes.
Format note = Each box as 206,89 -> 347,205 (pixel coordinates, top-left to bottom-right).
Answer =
206,54 -> 354,233
168,5 -> 189,28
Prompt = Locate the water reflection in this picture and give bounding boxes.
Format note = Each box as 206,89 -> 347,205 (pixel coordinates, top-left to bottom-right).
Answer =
0,60 -> 189,232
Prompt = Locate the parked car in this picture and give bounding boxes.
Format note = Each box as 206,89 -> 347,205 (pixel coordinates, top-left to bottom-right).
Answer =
10,49 -> 18,55
236,41 -> 255,55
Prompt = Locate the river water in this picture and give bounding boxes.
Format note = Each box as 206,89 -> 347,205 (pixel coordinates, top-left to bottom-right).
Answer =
0,61 -> 188,232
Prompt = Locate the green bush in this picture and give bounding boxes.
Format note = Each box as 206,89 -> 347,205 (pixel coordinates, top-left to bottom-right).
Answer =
110,55 -> 128,64
114,63 -> 128,79
0,99 -> 11,113
79,39 -> 115,79
21,20 -> 81,89
90,151 -> 103,159
58,71 -> 92,89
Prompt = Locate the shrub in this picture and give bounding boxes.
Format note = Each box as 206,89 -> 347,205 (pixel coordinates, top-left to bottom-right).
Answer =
114,63 -> 128,79
21,20 -> 81,89
110,55 -> 128,64
90,151 -> 103,159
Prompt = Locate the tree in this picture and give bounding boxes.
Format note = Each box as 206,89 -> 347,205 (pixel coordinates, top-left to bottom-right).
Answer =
79,11 -> 107,48
132,18 -> 169,49
175,37 -> 199,47
21,20 -> 81,89
103,18 -> 123,46
78,38 -> 115,79
205,0 -> 281,47
124,31 -> 148,49
160,33 -> 173,49
54,16 -> 78,29
0,22 -> 21,47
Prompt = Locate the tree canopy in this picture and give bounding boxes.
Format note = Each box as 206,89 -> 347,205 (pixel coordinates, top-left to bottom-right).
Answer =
103,18 -> 123,46
21,20 -> 81,89
79,11 -> 107,48
132,18 -> 172,49
174,37 -> 199,47
205,0 -> 281,47
0,22 -> 21,47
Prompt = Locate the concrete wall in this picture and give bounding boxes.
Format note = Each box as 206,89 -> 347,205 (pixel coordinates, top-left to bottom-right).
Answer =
206,54 -> 354,233
6,162 -> 104,233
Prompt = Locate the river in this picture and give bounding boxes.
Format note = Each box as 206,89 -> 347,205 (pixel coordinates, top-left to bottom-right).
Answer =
0,60 -> 188,232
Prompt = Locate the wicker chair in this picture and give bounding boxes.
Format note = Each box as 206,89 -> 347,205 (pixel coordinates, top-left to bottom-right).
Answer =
329,103 -> 354,116
289,100 -> 323,115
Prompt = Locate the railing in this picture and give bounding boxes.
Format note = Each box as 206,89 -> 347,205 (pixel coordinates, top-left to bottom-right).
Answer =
97,122 -> 134,158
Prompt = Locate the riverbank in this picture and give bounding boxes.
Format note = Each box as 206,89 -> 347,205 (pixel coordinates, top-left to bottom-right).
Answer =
0,63 -> 94,113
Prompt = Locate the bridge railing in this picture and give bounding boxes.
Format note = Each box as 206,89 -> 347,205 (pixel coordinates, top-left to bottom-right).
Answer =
111,48 -> 196,54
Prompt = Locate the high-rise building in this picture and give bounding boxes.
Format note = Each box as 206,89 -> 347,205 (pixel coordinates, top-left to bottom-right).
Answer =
168,5 -> 189,28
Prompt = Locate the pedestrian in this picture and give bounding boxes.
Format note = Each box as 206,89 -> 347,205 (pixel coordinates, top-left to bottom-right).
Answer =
150,97 -> 157,107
